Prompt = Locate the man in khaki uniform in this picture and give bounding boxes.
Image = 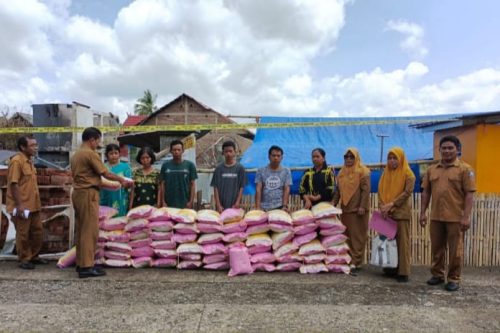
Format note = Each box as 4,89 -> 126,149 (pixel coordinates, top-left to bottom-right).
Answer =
7,137 -> 47,269
71,127 -> 131,278
420,135 -> 476,291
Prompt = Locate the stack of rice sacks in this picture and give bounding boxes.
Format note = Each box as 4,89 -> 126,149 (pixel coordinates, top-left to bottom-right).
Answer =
245,210 -> 275,272
311,202 -> 351,274
148,207 -> 176,268
197,209 -> 227,270
170,208 -> 201,269
95,206 -> 120,266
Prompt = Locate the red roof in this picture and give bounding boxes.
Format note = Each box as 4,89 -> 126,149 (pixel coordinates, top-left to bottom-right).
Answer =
123,115 -> 146,126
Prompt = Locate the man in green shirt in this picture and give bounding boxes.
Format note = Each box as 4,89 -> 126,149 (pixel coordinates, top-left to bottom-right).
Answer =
159,140 -> 198,208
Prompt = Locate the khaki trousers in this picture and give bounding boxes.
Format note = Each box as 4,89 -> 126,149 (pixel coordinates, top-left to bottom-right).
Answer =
341,212 -> 369,266
12,211 -> 42,262
395,219 -> 411,276
430,220 -> 464,283
73,188 -> 99,268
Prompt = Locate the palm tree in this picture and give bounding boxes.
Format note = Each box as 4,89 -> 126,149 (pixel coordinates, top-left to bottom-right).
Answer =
134,89 -> 158,115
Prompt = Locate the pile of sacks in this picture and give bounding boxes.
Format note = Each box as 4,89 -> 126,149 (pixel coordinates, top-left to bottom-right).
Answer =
58,202 -> 351,275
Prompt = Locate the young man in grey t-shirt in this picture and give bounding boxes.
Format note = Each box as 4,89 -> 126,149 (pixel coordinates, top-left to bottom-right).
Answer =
255,145 -> 292,211
211,141 -> 247,213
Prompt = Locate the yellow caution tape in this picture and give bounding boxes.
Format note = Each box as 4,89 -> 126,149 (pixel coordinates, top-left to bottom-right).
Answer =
0,118 -> 447,134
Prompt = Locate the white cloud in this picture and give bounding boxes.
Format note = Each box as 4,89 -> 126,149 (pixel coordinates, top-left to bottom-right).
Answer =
386,19 -> 428,59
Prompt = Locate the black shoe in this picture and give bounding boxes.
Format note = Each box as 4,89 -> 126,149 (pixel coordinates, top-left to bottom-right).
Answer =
19,262 -> 35,270
383,268 -> 398,278
396,275 -> 409,283
75,265 -> 80,272
78,267 -> 106,279
427,276 -> 445,285
31,258 -> 49,265
350,267 -> 361,276
445,281 -> 460,292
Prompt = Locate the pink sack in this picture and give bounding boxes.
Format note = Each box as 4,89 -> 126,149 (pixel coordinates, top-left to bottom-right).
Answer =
100,217 -> 128,231
180,253 -> 202,261
321,234 -> 348,248
171,209 -> 197,224
198,223 -> 223,233
148,207 -> 171,222
99,206 -> 118,220
151,240 -> 176,250
197,233 -> 224,245
298,240 -> 325,256
221,208 -> 245,224
252,263 -> 276,272
99,230 -> 129,242
228,243 -> 253,277
129,238 -> 152,248
127,205 -> 154,219
299,263 -> 328,274
267,209 -> 292,225
150,231 -> 173,241
152,258 -> 177,268
197,209 -> 221,225
311,202 -> 342,219
204,262 -> 230,270
222,221 -> 247,234
276,253 -> 303,263
291,209 -> 315,226
319,227 -> 346,236
177,242 -> 203,255
276,262 -> 301,271
105,242 -> 132,253
201,242 -> 228,255
303,253 -> 326,264
173,223 -> 199,234
294,223 -> 317,235
246,223 -> 270,235
326,243 -> 350,255
248,245 -> 272,255
222,232 -> 247,243
316,217 -> 344,229
203,254 -> 228,265
131,246 -> 154,258
271,231 -> 294,250
132,257 -> 152,268
274,242 -> 299,258
129,229 -> 150,240
57,247 -> 76,268
326,264 -> 351,274
269,223 -> 293,233
177,260 -> 202,269
292,232 -> 317,248
148,221 -> 174,232
243,210 -> 268,226
325,254 -> 352,265
153,249 -> 177,259
172,233 -> 198,244
105,259 -> 131,267
250,252 -> 276,264
125,219 -> 149,232
104,250 -> 131,260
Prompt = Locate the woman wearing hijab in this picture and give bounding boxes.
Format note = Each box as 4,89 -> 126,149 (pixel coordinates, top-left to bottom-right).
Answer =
332,148 -> 371,274
299,148 -> 335,209
378,147 -> 416,282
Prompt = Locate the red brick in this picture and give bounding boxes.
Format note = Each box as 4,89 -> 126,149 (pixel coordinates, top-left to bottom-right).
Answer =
50,174 -> 71,185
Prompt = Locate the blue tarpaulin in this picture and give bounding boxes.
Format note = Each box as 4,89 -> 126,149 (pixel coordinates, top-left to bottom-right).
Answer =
241,115 -> 462,194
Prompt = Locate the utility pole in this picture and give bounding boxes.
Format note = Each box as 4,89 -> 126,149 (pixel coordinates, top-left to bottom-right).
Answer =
376,134 -> 389,166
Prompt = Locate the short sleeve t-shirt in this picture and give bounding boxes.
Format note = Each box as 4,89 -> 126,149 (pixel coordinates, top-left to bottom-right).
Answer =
210,162 -> 247,209
160,159 -> 198,208
255,165 -> 292,211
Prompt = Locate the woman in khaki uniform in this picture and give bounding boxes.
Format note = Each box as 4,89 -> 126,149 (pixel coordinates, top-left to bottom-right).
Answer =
332,148 -> 371,274
378,147 -> 416,282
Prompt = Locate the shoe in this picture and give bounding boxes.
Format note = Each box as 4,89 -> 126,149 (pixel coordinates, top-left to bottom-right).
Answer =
396,275 -> 409,283
445,281 -> 460,292
427,276 -> 445,285
78,267 -> 106,279
19,262 -> 35,270
75,265 -> 80,272
31,258 -> 49,265
383,268 -> 398,278
350,267 -> 361,276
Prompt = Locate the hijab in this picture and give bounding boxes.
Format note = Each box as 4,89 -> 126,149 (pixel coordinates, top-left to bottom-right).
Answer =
378,147 -> 415,204
337,147 -> 370,206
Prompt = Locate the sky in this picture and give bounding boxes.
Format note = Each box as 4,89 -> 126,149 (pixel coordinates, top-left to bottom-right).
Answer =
0,0 -> 499,122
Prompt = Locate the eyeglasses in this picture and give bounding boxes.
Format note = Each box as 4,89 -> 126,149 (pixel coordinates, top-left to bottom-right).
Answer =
344,155 -> 355,159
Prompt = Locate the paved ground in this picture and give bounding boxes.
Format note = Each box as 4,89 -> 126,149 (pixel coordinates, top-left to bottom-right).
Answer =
0,261 -> 499,332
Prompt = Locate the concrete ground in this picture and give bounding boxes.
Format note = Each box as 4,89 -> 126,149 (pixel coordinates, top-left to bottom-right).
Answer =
0,261 -> 499,332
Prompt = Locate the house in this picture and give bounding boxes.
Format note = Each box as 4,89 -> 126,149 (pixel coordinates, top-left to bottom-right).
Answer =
412,111 -> 500,193
118,93 -> 254,168
0,112 -> 34,151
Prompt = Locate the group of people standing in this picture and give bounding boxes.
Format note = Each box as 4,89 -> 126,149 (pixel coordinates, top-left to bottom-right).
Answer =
6,127 -> 475,291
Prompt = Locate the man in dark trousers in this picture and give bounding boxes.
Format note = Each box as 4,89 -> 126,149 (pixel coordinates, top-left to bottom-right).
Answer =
420,135 -> 476,291
7,136 -> 46,269
71,127 -> 131,278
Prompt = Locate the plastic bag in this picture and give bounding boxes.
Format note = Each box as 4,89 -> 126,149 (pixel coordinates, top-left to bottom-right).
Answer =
370,235 -> 398,268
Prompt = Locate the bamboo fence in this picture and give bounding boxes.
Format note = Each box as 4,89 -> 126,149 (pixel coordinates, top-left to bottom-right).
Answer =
211,193 -> 500,267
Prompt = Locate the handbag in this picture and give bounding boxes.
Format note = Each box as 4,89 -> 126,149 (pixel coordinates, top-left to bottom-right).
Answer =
370,235 -> 398,268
